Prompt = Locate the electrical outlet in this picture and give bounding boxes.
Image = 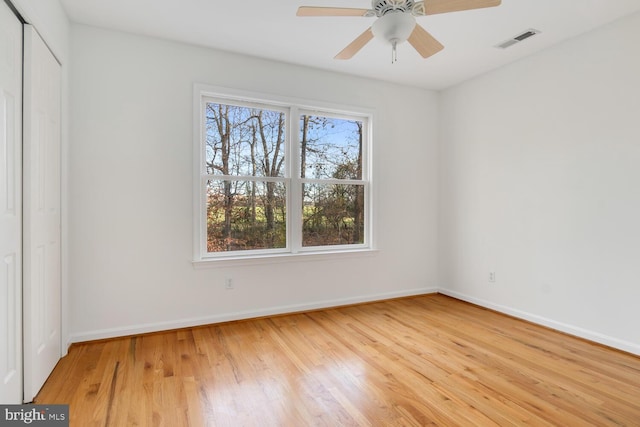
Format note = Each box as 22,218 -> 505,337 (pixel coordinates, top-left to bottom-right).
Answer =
489,272 -> 496,283
224,278 -> 234,289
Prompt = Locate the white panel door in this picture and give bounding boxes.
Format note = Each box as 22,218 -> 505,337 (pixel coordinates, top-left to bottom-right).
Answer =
0,0 -> 23,404
23,25 -> 62,402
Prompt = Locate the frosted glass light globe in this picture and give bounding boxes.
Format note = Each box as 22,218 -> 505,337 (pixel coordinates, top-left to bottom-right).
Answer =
371,12 -> 416,45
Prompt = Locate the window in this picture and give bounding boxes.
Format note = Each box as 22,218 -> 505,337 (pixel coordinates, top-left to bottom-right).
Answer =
194,87 -> 372,261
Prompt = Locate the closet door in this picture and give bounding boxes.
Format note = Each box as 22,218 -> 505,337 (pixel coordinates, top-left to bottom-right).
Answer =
22,24 -> 62,402
0,0 -> 23,404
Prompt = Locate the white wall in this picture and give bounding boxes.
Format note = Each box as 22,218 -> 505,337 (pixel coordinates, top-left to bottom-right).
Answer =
439,12 -> 640,354
67,25 -> 439,342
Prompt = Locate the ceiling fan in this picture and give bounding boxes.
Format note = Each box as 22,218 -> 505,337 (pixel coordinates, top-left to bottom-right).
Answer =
297,0 -> 502,61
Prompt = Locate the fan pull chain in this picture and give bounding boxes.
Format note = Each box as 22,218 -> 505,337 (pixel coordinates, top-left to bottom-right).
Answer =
391,40 -> 398,64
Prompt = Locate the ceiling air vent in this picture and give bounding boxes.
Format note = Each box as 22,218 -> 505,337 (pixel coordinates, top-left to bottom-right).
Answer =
496,28 -> 540,49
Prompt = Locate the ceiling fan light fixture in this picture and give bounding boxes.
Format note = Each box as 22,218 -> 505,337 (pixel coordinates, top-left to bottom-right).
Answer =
298,0 -> 503,61
371,11 -> 416,45
371,11 -> 416,63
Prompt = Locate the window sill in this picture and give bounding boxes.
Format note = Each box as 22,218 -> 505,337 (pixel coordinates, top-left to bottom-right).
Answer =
192,248 -> 379,269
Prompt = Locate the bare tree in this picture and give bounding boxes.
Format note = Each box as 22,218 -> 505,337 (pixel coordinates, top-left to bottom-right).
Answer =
206,103 -> 234,245
254,111 -> 285,237
206,105 -> 364,251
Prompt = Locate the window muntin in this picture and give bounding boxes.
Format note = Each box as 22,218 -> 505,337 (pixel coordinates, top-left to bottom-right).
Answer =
197,91 -> 371,260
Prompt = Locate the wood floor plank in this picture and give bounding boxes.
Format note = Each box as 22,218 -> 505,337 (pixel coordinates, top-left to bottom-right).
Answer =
35,294 -> 640,426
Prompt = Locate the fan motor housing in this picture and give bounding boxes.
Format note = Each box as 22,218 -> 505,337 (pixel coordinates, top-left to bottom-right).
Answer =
372,0 -> 415,16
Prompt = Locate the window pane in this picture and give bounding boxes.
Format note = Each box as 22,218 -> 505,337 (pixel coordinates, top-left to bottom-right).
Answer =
206,179 -> 287,252
300,115 -> 363,180
302,183 -> 365,247
205,103 -> 286,177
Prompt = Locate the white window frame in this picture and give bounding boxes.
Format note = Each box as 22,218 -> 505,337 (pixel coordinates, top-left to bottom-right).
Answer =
193,84 -> 375,265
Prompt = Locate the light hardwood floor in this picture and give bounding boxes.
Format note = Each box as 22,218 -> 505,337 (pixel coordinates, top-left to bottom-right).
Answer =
35,294 -> 640,426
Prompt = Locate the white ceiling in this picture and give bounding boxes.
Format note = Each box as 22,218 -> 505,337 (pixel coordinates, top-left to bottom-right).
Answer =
60,0 -> 640,90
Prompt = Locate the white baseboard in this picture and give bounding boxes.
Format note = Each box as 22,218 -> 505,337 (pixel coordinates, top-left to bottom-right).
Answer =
439,289 -> 640,356
67,287 -> 639,356
68,287 -> 438,343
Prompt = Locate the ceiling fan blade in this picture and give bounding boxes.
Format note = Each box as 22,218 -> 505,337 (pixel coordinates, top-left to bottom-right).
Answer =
335,28 -> 374,60
423,0 -> 501,15
297,7 -> 369,17
407,24 -> 444,58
